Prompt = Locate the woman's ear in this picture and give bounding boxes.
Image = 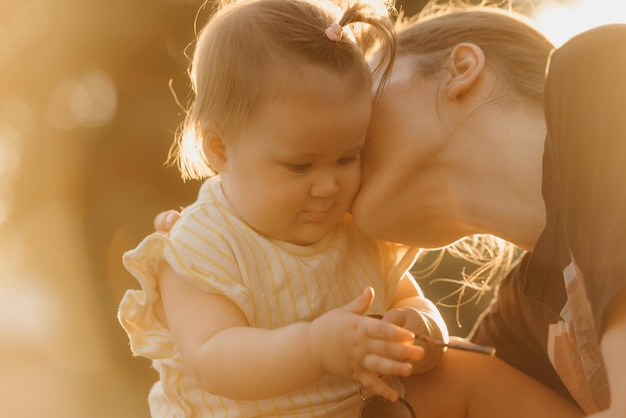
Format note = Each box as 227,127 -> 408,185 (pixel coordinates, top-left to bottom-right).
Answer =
444,43 -> 485,100
203,134 -> 228,173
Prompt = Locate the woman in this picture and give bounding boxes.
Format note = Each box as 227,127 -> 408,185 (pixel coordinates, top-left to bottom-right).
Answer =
152,3 -> 625,417
352,5 -> 625,418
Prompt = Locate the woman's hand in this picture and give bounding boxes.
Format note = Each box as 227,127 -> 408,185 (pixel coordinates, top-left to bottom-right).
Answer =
153,210 -> 181,233
308,288 -> 424,402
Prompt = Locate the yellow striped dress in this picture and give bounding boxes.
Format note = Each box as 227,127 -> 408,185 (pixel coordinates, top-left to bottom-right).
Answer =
118,177 -> 419,417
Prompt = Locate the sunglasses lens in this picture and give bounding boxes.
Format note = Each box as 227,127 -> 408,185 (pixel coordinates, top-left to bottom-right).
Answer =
360,396 -> 416,418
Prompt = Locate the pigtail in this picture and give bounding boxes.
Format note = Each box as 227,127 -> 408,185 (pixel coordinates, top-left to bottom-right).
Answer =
336,1 -> 397,98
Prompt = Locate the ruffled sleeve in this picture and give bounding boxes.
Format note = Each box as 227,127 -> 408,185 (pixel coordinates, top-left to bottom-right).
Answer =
118,198 -> 256,361
118,233 -> 177,360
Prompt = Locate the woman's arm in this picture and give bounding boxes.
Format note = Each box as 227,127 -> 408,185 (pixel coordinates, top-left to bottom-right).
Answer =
157,262 -> 423,401
589,287 -> 626,417
402,348 -> 584,418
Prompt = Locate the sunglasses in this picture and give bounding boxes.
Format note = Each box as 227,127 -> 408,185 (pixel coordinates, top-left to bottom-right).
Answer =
359,318 -> 495,418
360,394 -> 416,418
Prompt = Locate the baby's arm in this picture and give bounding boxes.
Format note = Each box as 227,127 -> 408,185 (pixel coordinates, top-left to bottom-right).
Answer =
383,273 -> 448,373
157,262 -> 423,401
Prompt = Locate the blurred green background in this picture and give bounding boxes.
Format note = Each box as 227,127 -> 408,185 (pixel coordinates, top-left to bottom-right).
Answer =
0,0 -> 622,416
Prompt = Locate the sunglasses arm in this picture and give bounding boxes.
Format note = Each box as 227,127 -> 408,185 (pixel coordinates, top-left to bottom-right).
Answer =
415,335 -> 496,356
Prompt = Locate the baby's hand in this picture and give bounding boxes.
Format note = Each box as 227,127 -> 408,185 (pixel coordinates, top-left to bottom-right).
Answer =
308,288 -> 424,401
382,307 -> 445,373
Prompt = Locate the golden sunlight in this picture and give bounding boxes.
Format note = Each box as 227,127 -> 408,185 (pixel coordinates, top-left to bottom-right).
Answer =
1,0 -> 624,417
533,0 -> 626,46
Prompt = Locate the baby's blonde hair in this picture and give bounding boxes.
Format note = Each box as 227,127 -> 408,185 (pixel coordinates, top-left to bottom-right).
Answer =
169,0 -> 396,180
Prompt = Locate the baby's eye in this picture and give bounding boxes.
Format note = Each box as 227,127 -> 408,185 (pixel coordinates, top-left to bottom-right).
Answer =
337,155 -> 358,165
286,163 -> 311,173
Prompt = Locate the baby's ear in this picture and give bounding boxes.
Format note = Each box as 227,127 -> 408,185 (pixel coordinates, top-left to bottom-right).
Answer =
444,43 -> 485,100
203,133 -> 227,173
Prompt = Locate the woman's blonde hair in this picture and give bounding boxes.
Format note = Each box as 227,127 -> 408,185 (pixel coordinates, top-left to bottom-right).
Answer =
396,1 -> 554,103
413,234 -> 524,327
169,0 -> 396,180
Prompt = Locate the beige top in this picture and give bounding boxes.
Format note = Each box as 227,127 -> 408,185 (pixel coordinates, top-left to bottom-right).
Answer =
119,177 -> 418,417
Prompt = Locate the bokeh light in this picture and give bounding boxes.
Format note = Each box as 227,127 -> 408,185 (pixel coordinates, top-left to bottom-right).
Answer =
46,69 -> 118,130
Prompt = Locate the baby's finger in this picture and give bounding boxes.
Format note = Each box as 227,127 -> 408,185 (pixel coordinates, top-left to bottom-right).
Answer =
356,370 -> 400,403
342,287 -> 375,317
362,353 -> 417,378
366,317 -> 415,343
365,337 -> 425,363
